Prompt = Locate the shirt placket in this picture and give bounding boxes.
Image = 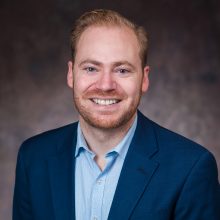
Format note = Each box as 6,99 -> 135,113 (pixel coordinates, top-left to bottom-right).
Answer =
90,154 -> 117,220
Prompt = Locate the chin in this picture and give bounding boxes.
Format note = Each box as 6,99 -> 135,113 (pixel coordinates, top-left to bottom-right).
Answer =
74,96 -> 139,130
81,111 -> 136,130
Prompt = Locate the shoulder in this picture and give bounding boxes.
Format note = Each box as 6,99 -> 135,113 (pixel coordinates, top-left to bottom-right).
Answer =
137,112 -> 220,217
18,122 -> 78,159
138,111 -> 219,181
138,111 -> 213,162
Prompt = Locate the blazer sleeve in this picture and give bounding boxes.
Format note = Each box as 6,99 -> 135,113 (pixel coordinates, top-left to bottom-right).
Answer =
13,144 -> 33,220
174,151 -> 220,220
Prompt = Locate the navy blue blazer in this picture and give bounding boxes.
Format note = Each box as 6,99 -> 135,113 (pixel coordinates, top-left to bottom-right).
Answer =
13,111 -> 220,220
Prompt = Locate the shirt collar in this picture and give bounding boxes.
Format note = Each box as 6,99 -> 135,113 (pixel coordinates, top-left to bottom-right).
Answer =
75,124 -> 92,157
75,114 -> 138,159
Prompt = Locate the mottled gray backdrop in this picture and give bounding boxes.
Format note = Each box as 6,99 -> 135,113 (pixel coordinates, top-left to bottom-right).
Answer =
0,0 -> 220,219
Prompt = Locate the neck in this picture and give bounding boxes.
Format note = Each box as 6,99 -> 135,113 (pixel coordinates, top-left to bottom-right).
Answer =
79,113 -> 136,157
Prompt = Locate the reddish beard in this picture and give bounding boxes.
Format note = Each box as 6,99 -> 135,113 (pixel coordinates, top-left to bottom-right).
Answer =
73,88 -> 140,129
82,89 -> 126,100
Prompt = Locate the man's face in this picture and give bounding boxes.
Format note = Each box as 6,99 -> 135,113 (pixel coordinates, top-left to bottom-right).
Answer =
67,26 -> 149,129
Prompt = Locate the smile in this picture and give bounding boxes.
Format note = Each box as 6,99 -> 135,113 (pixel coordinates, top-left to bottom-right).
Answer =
91,98 -> 120,105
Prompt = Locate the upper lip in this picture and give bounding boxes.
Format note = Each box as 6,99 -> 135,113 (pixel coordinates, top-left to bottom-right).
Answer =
89,97 -> 122,101
89,96 -> 121,99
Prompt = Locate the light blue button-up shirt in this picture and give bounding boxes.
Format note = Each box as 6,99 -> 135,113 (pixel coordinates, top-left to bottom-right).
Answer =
75,115 -> 137,220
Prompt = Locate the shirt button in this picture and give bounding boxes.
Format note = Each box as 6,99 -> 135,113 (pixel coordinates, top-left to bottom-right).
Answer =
97,179 -> 102,185
93,217 -> 98,220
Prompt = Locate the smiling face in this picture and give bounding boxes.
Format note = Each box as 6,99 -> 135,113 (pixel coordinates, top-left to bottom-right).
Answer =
67,25 -> 149,129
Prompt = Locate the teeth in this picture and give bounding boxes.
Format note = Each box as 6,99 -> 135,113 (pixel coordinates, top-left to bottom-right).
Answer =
93,99 -> 118,105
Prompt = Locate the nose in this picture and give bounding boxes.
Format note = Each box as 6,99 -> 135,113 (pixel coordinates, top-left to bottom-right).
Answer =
95,71 -> 116,91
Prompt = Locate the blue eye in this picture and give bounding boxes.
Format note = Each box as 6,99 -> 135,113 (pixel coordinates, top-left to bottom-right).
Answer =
119,69 -> 128,73
84,67 -> 97,72
117,68 -> 130,74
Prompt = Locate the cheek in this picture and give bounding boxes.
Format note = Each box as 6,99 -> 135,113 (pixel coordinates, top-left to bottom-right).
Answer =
118,79 -> 142,96
74,75 -> 92,92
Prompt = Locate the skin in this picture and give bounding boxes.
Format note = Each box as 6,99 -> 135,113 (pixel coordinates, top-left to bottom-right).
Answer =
67,26 -> 149,170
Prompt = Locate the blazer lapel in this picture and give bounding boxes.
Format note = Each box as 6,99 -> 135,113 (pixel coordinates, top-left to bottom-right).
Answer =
108,111 -> 160,220
47,124 -> 77,220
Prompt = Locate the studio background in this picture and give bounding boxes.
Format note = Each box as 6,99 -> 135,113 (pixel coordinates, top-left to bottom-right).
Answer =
0,0 -> 220,219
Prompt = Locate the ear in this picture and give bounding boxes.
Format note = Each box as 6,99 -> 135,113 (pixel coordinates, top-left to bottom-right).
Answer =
141,65 -> 150,93
67,61 -> 73,88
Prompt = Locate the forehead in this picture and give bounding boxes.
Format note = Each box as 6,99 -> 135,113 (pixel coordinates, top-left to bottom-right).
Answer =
74,25 -> 141,65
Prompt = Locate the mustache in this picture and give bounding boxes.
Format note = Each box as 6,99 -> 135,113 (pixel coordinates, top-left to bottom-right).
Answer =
82,89 -> 126,99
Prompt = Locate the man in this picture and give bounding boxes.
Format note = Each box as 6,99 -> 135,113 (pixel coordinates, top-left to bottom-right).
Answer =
13,9 -> 220,220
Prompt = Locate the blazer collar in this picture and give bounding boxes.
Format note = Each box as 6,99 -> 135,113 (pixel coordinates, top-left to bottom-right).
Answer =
47,122 -> 78,220
47,111 -> 160,220
108,111 -> 160,220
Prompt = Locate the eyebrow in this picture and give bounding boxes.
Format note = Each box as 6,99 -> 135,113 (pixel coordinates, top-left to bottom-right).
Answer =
79,59 -> 102,67
79,59 -> 136,69
112,61 -> 135,70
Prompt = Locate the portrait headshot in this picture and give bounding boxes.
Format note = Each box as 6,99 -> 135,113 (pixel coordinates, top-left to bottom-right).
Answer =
0,1 -> 220,220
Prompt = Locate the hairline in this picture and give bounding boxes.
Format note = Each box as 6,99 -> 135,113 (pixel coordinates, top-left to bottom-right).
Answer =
73,23 -> 144,68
